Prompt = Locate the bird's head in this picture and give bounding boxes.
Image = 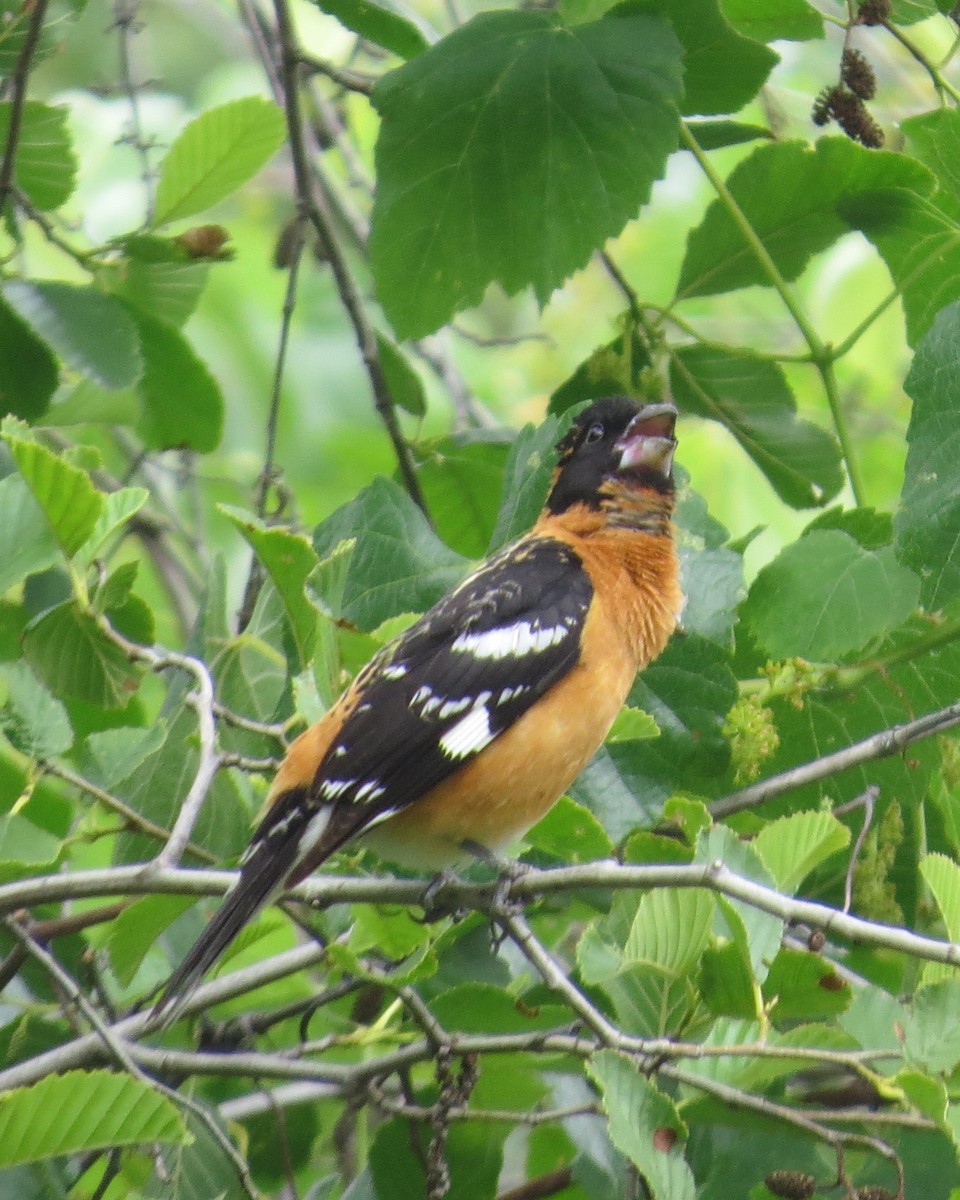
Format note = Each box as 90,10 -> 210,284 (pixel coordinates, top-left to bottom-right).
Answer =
545,396 -> 678,518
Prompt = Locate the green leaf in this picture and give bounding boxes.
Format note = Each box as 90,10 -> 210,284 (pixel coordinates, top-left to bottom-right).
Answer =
2,425 -> 103,558
152,96 -> 286,227
839,187 -> 960,349
0,1070 -> 186,1165
222,507 -> 320,670
698,941 -> 755,1017
369,1118 -> 505,1200
762,948 -> 851,1023
721,0 -> 824,42
418,433 -> 512,558
487,414 -> 563,550
85,722 -> 168,789
312,0 -> 429,59
0,475 -> 60,594
607,706 -> 660,743
894,301 -> 960,610
370,9 -> 683,338
677,137 -> 934,301
698,825 -> 783,977
919,853 -> 960,987
108,895 -> 197,986
0,297 -> 59,421
526,794 -> 612,862
752,810 -> 850,894
131,312 -> 224,452
897,1068 -> 948,1122
312,476 -> 468,630
1,281 -> 142,390
0,661 -> 72,759
0,102 -> 76,209
112,255 -> 210,328
21,601 -> 142,709
74,488 -> 149,571
586,1051 -> 696,1200
0,813 -> 61,878
639,0 -> 778,117
624,888 -> 715,976
902,980 -> 960,1074
681,119 -> 775,151
677,544 -> 744,646
669,346 -> 844,508
741,530 -> 920,661
376,330 -> 426,416
349,903 -> 429,960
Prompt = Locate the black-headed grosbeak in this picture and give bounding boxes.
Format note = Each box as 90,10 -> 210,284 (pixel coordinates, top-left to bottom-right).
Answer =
155,396 -> 681,1017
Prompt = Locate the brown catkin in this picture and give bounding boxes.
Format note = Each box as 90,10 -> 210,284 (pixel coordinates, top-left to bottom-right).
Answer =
841,48 -> 878,100
857,0 -> 892,23
765,1171 -> 816,1200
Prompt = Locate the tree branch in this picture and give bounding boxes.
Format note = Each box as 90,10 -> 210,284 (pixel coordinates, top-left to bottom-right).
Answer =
0,0 -> 49,214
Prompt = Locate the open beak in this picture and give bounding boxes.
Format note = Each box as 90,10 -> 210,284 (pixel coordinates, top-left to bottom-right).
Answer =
616,401 -> 677,478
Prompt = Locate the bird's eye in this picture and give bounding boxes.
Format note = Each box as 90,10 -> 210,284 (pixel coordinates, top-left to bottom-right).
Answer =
584,422 -> 605,445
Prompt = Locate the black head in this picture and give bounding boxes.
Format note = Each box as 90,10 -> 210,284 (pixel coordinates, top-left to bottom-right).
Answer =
545,397 -> 677,516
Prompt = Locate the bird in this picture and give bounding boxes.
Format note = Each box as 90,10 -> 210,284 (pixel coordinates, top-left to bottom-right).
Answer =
153,395 -> 682,1020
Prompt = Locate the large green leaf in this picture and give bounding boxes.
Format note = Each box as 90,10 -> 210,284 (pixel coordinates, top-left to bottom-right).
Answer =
487,413 -> 564,550
131,312 -> 224,452
1,281 -> 142,390
152,96 -> 286,227
312,476 -> 468,630
741,529 -> 920,661
677,137 -> 934,301
0,1071 -> 185,1166
0,102 -> 76,210
894,300 -> 960,610
2,424 -> 103,559
370,9 -> 683,338
669,345 -> 844,508
587,1052 -> 696,1200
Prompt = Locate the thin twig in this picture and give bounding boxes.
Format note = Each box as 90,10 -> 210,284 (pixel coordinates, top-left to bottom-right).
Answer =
835,785 -> 879,914
112,0 -> 157,219
0,0 -> 49,213
270,0 -> 428,515
42,761 -> 216,864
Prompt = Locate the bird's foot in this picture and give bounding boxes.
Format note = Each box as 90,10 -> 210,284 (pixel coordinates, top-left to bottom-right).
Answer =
419,868 -> 468,922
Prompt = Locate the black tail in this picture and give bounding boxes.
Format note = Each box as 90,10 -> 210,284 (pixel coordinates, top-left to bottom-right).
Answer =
151,786 -> 318,1025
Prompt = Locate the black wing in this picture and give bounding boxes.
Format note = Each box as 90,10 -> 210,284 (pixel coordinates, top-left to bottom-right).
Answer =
296,534 -> 593,851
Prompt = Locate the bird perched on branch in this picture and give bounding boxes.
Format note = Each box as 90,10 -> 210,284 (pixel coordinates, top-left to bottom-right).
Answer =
154,396 -> 681,1019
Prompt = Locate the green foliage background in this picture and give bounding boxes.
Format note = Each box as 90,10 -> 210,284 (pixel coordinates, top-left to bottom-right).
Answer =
2,0 -> 960,1197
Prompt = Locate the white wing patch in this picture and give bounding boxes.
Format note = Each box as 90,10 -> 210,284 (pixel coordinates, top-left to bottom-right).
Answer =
452,620 -> 569,661
296,807 -> 333,858
439,695 -> 494,760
